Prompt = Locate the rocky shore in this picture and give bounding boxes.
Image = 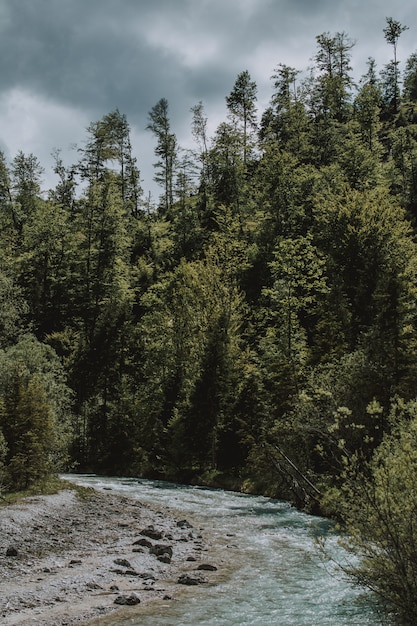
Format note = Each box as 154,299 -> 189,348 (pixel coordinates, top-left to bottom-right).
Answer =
0,486 -> 222,625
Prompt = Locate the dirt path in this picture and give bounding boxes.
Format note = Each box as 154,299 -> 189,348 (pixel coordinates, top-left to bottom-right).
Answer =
0,486 -> 222,625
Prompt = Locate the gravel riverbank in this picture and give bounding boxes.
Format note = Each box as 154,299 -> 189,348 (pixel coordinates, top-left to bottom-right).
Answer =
0,485 -> 222,625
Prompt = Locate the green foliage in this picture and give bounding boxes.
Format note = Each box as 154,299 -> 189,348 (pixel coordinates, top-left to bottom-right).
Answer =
147,98 -> 177,214
1,374 -> 55,490
336,399 -> 417,624
0,335 -> 74,489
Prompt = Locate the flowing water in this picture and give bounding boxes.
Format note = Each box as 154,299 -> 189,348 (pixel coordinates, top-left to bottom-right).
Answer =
64,474 -> 387,625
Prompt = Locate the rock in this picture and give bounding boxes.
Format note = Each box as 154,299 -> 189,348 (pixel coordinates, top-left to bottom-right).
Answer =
149,544 -> 173,558
114,558 -> 132,568
186,556 -> 197,561
139,525 -> 163,540
138,572 -> 156,580
6,546 -> 19,557
69,559 -> 82,565
111,568 -> 139,576
85,581 -> 102,590
157,554 -> 171,563
197,563 -> 218,571
114,592 -> 141,606
177,573 -> 207,585
177,519 -> 193,529
133,537 -> 153,548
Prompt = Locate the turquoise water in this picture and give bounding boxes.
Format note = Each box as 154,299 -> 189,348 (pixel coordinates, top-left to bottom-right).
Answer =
64,474 -> 386,625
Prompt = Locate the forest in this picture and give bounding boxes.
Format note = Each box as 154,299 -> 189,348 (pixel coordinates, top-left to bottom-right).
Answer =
1,16 -> 417,622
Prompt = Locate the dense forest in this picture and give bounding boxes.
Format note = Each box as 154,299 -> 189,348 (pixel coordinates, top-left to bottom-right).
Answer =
2,17 -> 417,621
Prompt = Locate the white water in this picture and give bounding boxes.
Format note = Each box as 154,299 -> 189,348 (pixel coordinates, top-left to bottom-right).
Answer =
64,474 -> 386,625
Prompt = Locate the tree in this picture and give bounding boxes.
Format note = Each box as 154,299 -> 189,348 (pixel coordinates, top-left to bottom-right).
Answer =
313,185 -> 417,395
11,152 -> 44,230
0,335 -> 73,489
208,121 -> 243,218
382,17 -> 409,115
0,270 -> 28,349
313,31 -> 354,122
191,101 -> 210,180
260,234 -> 329,403
226,70 -> 258,165
190,101 -> 213,217
50,148 -> 77,215
261,64 -> 309,157
16,198 -> 79,336
403,52 -> 417,104
305,32 -> 355,166
147,98 -> 178,215
354,59 -> 383,152
0,373 -> 55,490
338,399 -> 417,624
79,110 -> 142,217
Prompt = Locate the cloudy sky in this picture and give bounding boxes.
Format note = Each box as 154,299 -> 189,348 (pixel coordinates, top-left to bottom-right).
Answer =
0,0 -> 415,198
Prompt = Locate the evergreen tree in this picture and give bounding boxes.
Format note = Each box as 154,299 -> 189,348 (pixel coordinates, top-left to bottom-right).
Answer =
382,17 -> 409,115
226,70 -> 258,165
147,98 -> 178,215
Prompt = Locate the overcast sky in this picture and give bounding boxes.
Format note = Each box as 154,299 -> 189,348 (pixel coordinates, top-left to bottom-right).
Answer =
0,0 -> 415,198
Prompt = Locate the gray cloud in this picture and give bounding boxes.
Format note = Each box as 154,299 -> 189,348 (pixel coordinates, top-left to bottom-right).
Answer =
0,0 -> 415,195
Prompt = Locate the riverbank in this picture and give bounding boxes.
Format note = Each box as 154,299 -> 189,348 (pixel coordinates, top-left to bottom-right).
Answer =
0,484 -> 223,625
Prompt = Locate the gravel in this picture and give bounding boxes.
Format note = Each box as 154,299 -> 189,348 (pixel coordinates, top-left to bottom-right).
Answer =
0,486 -> 218,625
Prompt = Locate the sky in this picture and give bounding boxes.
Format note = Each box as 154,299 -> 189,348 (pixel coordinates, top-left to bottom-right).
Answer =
0,0 -> 416,199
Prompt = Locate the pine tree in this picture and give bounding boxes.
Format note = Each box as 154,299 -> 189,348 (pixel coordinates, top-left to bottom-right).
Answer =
147,98 -> 178,215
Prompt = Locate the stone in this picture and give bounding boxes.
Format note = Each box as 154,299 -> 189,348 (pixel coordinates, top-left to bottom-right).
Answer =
139,525 -> 163,540
133,537 -> 153,548
157,554 -> 171,563
150,544 -> 173,558
177,519 -> 193,529
6,546 -> 19,557
177,573 -> 207,586
111,568 -> 139,576
114,592 -> 141,606
197,563 -> 218,571
114,558 -> 132,568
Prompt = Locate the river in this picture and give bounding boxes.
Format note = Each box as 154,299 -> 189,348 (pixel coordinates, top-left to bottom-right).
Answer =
64,474 -> 387,625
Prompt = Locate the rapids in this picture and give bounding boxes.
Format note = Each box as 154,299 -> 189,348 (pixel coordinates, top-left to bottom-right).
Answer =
64,474 -> 386,625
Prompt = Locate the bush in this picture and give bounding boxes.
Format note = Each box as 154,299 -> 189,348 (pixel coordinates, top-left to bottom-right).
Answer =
340,399 -> 417,625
